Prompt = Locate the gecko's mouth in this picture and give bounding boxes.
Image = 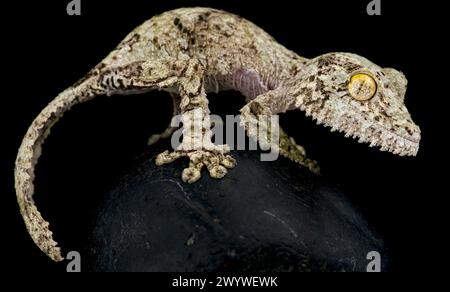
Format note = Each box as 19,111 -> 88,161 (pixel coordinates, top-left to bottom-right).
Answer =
298,103 -> 420,157
337,122 -> 420,156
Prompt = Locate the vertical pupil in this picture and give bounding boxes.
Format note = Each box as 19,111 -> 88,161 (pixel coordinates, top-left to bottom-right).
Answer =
357,79 -> 366,95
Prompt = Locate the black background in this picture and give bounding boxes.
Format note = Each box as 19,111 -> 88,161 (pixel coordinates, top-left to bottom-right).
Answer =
1,0 -> 445,272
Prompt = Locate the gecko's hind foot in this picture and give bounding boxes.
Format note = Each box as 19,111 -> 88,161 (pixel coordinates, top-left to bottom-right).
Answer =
279,147 -> 321,175
156,148 -> 236,183
279,133 -> 321,175
304,158 -> 320,175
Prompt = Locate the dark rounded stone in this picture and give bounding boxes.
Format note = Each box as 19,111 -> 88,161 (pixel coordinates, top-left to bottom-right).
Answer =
85,141 -> 386,272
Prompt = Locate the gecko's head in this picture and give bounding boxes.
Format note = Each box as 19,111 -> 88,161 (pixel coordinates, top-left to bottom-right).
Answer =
295,52 -> 420,156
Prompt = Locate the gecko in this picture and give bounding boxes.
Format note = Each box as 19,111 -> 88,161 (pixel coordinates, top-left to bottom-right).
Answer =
14,7 -> 421,262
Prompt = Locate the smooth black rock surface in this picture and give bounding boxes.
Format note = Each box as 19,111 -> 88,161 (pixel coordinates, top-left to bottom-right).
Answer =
85,141 -> 386,272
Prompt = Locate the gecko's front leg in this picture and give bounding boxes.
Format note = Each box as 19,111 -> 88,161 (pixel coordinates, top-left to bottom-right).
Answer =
155,59 -> 236,183
240,89 -> 320,174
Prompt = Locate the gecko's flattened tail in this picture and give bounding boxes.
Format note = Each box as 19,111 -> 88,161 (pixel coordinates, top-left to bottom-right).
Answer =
15,76 -> 102,261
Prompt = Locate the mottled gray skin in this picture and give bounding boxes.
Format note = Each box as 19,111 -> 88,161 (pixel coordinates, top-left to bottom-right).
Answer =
15,7 -> 420,261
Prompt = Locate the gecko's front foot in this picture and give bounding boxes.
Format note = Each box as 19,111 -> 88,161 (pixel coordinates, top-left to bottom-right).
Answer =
156,146 -> 236,183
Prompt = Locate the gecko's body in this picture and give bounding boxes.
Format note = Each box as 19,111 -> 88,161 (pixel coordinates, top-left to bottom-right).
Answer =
15,7 -> 421,262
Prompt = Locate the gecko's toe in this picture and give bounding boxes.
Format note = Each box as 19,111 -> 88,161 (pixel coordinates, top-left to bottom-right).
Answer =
156,150 -> 180,165
182,166 -> 202,183
307,159 -> 321,175
207,165 -> 228,179
206,152 -> 236,179
221,155 -> 236,169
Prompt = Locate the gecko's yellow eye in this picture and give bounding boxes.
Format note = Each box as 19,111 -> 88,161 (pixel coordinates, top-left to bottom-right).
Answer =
348,73 -> 377,101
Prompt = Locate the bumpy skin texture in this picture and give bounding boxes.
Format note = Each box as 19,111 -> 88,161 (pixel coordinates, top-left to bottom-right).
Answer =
15,7 -> 420,262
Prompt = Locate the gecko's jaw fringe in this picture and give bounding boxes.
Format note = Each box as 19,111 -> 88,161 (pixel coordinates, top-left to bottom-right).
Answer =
300,104 -> 420,157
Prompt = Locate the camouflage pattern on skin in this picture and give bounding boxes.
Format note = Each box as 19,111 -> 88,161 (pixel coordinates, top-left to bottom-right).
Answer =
15,8 -> 420,261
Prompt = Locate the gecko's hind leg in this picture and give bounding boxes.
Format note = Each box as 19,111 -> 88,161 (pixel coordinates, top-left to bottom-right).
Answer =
155,59 -> 236,183
147,93 -> 180,146
147,127 -> 177,146
240,88 -> 320,174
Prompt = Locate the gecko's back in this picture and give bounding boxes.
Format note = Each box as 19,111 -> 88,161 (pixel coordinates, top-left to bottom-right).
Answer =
101,8 -> 305,88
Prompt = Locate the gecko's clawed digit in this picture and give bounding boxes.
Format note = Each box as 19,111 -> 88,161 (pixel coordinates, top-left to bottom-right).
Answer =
156,148 -> 236,183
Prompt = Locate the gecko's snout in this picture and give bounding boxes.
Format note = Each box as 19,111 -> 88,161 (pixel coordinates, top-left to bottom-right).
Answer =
376,69 -> 421,156
382,68 -> 408,101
